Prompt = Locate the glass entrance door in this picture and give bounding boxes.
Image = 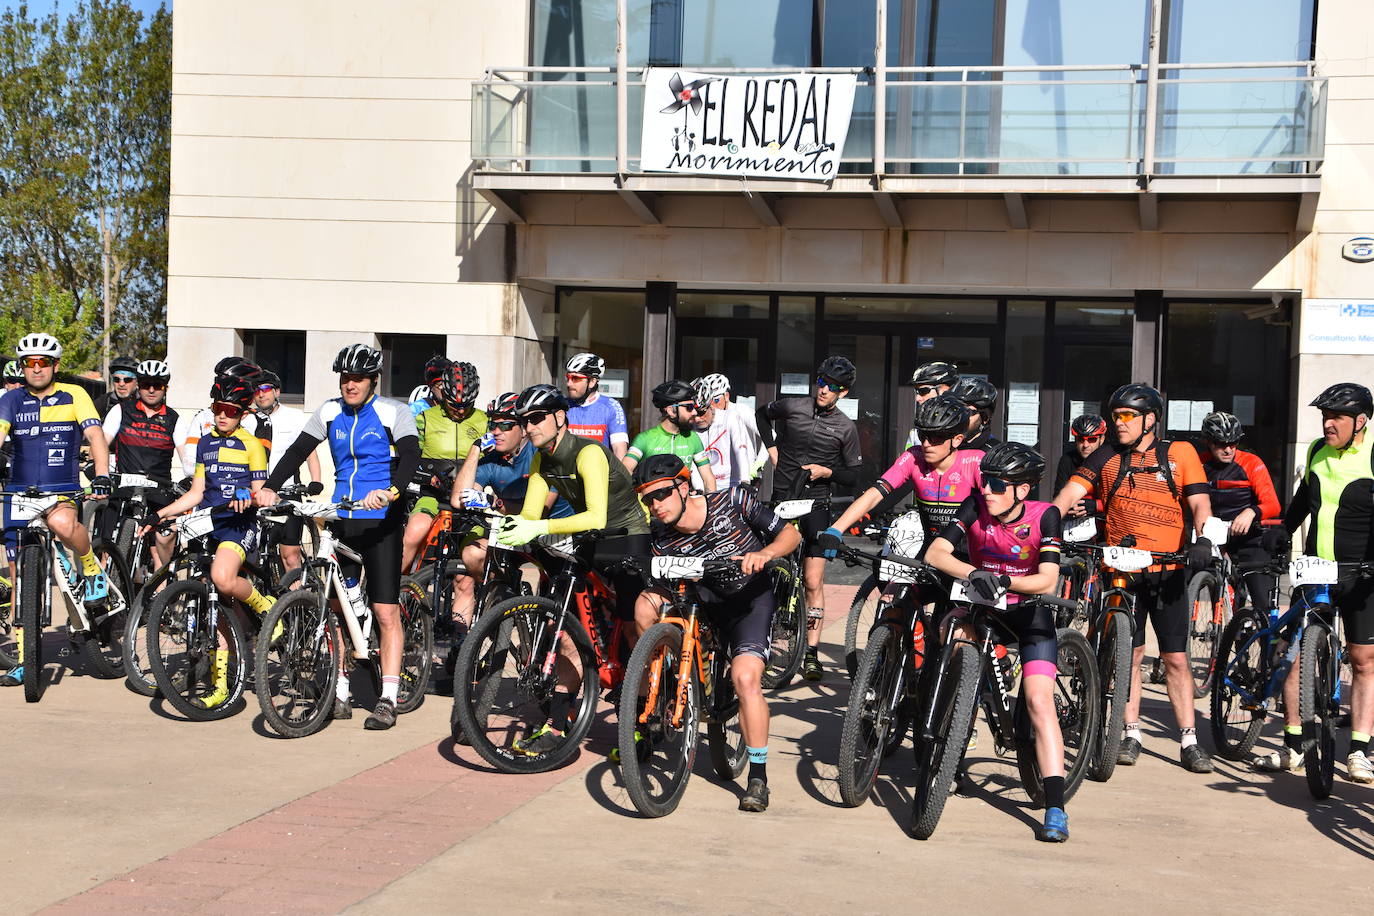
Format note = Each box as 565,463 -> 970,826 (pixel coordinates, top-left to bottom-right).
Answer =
1045,302 -> 1133,495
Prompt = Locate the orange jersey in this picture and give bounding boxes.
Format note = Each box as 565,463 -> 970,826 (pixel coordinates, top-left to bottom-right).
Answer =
1070,440 -> 1208,559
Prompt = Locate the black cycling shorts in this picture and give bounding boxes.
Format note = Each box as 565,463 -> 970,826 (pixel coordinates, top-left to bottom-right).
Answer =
333,503 -> 405,605
1337,573 -> 1374,646
1129,568 -> 1189,654
943,600 -> 1057,671
275,514 -> 305,548
697,575 -> 776,662
1228,539 -> 1275,616
800,503 -> 838,559
592,533 -> 652,621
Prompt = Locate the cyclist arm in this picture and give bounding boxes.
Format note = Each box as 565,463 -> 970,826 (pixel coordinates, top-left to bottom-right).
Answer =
305,450 -> 321,486
543,444 -> 612,534
608,398 -> 629,460
689,438 -> 716,493
1052,478 -> 1089,517
755,402 -> 778,466
833,449 -> 917,531
520,464 -> 551,521
262,430 -> 324,493
451,442 -> 483,501
1175,444 -> 1211,534
148,475 -> 205,527
101,404 -> 122,449
734,488 -> 801,572
1238,452 -> 1282,523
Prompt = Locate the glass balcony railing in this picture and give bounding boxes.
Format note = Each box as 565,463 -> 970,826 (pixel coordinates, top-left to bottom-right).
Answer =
472,62 -> 1325,178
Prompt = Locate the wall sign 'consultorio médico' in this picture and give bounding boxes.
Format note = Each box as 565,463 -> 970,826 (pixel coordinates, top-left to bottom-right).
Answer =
640,69 -> 857,181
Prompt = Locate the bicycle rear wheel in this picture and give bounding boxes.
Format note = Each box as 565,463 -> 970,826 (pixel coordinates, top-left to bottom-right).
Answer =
1209,609 -> 1266,760
79,540 -> 133,679
1088,609 -> 1131,782
18,543 -> 47,703
147,580 -> 249,721
395,581 -> 434,713
123,557 -> 187,697
453,595 -> 597,773
255,589 -> 341,738
620,621 -> 700,817
838,625 -> 905,807
1186,571 -> 1223,697
1300,618 -> 1338,799
1015,628 -> 1100,807
843,573 -> 880,680
910,643 -> 979,840
705,649 -> 746,781
762,561 -> 805,689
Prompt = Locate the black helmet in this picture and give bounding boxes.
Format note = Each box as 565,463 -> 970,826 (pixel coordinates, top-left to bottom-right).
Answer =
110,355 -> 139,376
1200,411 -> 1244,444
950,376 -> 998,413
257,369 -> 281,390
1108,383 -> 1164,418
423,355 -> 452,387
440,360 -> 480,410
1310,382 -> 1373,418
214,356 -> 248,376
332,343 -> 383,376
913,394 -> 969,439
513,383 -> 568,415
209,374 -> 255,410
213,356 -> 266,386
633,452 -> 690,491
487,391 -> 519,419
818,356 -> 857,389
910,361 -> 959,388
651,379 -> 698,410
1070,414 -> 1107,439
980,442 -> 1046,485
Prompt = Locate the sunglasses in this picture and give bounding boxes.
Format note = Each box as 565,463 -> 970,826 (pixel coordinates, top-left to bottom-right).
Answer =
256,384 -> 277,392
565,373 -> 589,382
673,401 -> 699,413
112,373 -> 137,382
981,476 -> 1013,494
1111,409 -> 1142,422
211,402 -> 244,418
488,420 -> 518,432
1209,440 -> 1239,449
639,485 -> 679,505
915,386 -> 938,396
22,357 -> 56,369
917,430 -> 954,445
1075,434 -> 1103,443
816,376 -> 844,392
139,381 -> 166,391
519,411 -> 553,427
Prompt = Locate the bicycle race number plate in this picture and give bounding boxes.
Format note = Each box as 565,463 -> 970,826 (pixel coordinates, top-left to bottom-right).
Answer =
651,556 -> 707,580
6,495 -> 58,522
1062,516 -> 1097,543
118,473 -> 158,490
880,510 -> 926,583
1102,545 -> 1153,572
949,579 -> 1008,610
1290,555 -> 1338,586
1201,516 -> 1230,553
772,499 -> 815,520
180,510 -> 216,540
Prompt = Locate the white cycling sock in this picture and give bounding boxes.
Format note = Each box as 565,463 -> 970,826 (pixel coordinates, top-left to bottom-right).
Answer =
336,673 -> 351,703
1125,722 -> 1142,741
1180,727 -> 1198,749
381,675 -> 400,703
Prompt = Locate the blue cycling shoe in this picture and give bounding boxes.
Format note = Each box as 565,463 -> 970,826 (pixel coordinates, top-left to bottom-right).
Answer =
1039,807 -> 1069,843
82,571 -> 109,607
0,666 -> 24,687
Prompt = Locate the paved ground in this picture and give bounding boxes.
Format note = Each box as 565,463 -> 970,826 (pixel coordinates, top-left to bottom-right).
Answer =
7,584 -> 1373,915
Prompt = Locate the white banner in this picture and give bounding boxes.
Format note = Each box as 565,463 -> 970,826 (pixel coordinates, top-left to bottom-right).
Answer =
1300,298 -> 1374,355
640,69 -> 857,182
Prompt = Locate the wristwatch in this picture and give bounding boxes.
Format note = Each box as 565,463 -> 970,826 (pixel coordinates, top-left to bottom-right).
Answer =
386,485 -> 401,500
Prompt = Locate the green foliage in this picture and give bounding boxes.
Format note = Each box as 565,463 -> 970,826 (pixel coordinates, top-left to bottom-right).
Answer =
0,275 -> 103,372
0,0 -> 170,361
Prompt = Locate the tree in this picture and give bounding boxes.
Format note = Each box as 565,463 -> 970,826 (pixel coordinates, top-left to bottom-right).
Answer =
0,1 -> 170,368
0,275 -> 104,373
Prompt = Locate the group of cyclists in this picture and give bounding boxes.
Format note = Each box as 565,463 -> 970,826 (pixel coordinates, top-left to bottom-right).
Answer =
2,330 -> 1371,845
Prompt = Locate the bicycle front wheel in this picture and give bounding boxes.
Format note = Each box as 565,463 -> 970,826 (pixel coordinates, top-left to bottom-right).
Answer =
843,573 -> 880,680
619,621 -> 700,818
147,580 -> 249,721
837,625 -> 908,807
762,560 -> 805,689
1300,618 -> 1338,799
395,580 -> 434,713
1209,608 -> 1266,760
255,589 -> 341,738
79,540 -> 133,679
1088,609 -> 1131,782
910,643 -> 979,840
18,543 -> 47,703
1186,571 -> 1224,697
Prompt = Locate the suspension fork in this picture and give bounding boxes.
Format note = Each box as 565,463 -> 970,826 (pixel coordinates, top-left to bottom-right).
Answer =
537,576 -> 578,679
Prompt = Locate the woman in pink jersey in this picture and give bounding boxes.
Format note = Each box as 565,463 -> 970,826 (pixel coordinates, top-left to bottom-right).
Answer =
925,442 -> 1071,843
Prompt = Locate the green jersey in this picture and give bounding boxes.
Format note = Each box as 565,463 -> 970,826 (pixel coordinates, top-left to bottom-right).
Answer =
627,424 -> 711,469
415,405 -> 487,462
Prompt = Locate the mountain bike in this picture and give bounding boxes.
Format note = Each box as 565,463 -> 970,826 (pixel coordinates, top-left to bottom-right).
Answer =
909,580 -> 1097,840
840,510 -> 907,679
1182,517 -> 1236,697
254,495 -> 434,737
767,486 -> 848,688
4,488 -> 133,703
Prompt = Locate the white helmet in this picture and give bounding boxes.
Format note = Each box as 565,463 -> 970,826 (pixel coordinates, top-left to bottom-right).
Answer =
693,373 -> 730,406
16,333 -> 62,359
408,384 -> 430,404
137,359 -> 170,380
565,352 -> 605,378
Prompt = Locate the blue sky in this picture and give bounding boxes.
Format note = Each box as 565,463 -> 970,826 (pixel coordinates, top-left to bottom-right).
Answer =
5,0 -> 168,18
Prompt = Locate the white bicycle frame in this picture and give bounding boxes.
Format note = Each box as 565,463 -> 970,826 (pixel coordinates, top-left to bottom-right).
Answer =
9,493 -> 103,633
285,501 -> 374,660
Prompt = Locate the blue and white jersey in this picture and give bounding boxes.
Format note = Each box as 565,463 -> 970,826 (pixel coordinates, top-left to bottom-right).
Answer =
566,391 -> 628,450
301,394 -> 417,519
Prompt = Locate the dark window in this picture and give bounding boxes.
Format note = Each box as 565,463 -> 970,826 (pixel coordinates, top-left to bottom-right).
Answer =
381,334 -> 447,400
244,330 -> 306,402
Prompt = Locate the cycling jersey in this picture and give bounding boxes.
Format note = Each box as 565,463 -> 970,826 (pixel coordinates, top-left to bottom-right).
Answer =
1284,436 -> 1374,563
195,426 -> 268,513
98,390 -> 133,420
415,404 -> 487,491
650,488 -> 786,595
940,497 -> 1062,605
521,433 -> 647,535
757,396 -> 862,497
0,383 -> 102,490
566,391 -> 629,449
1070,440 -> 1207,564
176,408 -> 261,478
473,440 -> 572,518
1201,448 -> 1281,527
700,405 -> 766,487
250,403 -> 312,477
409,396 -> 432,418
875,446 -> 985,539
102,401 -> 179,483
627,425 -> 712,471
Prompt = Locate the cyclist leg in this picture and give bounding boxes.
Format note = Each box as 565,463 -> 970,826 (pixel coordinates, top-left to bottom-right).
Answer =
1338,576 -> 1374,782
452,536 -> 484,628
339,505 -> 406,726
800,505 -> 829,649
147,491 -> 178,569
44,501 -> 109,602
632,586 -> 667,642
593,533 -> 652,649
704,578 -> 773,808
278,513 -> 304,573
400,497 -> 438,571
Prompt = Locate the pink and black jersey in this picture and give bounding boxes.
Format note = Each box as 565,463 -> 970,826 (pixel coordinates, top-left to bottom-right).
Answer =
875,446 -> 985,539
939,496 -> 1063,604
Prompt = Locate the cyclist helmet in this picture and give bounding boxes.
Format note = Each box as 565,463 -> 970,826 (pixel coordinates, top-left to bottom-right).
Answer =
3,359 -> 23,382
693,372 -> 730,406
407,385 -> 430,404
913,394 -> 970,439
1200,411 -> 1244,444
513,383 -> 569,415
257,369 -> 281,390
488,391 -> 520,419
110,355 -> 139,375
566,352 -> 606,378
423,355 -> 452,387
332,343 -> 383,376
439,360 -> 479,410
136,359 -> 170,382
950,376 -> 998,412
1310,382 -> 1373,418
633,452 -> 690,492
213,356 -> 247,375
1107,383 -> 1164,418
652,379 -> 698,410
980,442 -> 1046,485
209,374 -> 255,410
1070,414 -> 1107,439
910,360 -> 959,388
212,356 -> 265,385
15,332 -> 62,359
817,356 -> 857,389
